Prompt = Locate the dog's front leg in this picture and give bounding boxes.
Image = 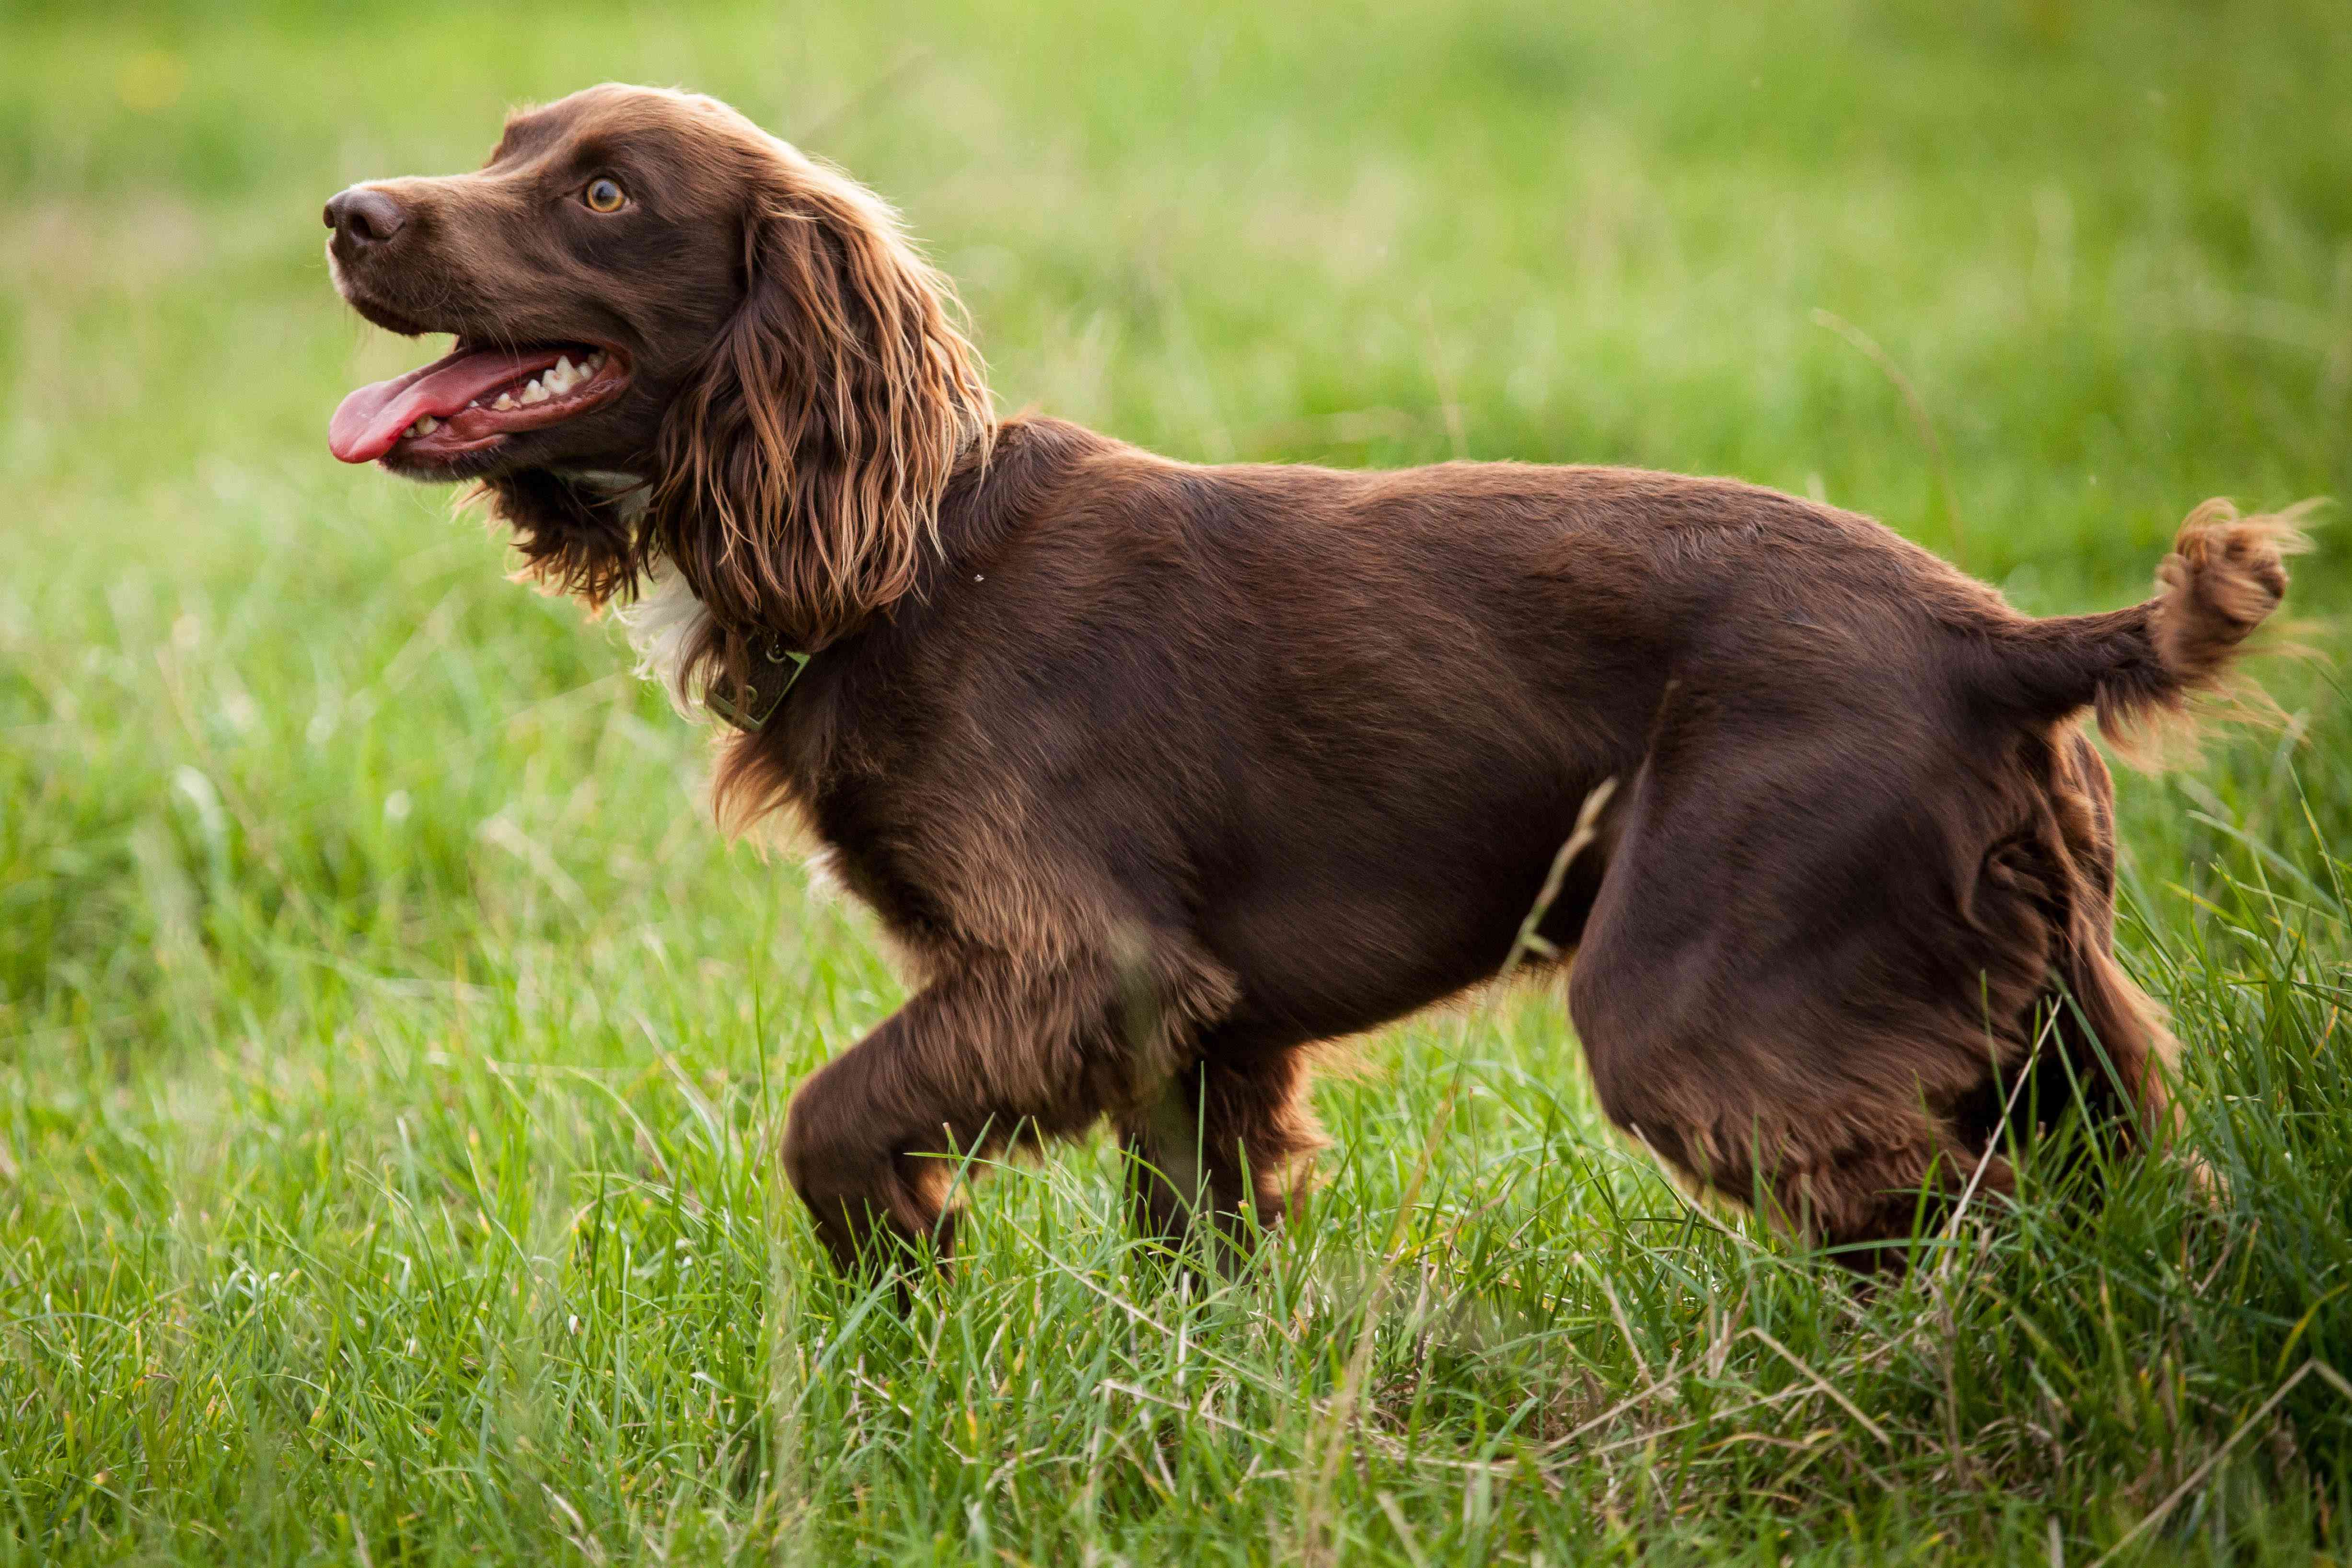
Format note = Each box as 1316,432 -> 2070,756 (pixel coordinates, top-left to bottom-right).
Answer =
778,992 -> 968,1274
779,951 -> 1198,1275
1118,1045 -> 1325,1269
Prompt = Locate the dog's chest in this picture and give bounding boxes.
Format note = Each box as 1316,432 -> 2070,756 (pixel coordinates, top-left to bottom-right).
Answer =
799,777 -> 953,943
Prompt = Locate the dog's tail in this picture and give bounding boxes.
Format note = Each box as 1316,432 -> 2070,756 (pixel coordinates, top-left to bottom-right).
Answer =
1968,500 -> 2313,754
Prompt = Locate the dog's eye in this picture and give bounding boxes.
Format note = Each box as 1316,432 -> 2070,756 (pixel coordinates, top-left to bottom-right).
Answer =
582,177 -> 627,214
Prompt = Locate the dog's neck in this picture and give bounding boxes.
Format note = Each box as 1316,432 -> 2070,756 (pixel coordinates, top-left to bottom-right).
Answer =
574,419 -> 1106,725
924,415 -> 1108,574
554,467 -> 710,716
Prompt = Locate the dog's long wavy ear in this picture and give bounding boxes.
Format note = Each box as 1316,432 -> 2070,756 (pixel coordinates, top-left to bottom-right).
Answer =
651,143 -> 991,693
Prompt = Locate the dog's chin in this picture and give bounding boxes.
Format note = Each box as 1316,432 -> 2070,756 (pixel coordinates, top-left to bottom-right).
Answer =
379,438 -> 529,484
471,464 -> 652,604
378,429 -> 626,486
482,463 -> 649,516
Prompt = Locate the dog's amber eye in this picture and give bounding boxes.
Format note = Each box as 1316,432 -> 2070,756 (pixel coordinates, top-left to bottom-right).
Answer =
582,177 -> 626,213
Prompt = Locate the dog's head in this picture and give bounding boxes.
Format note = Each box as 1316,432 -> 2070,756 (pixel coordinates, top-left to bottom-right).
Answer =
326,83 -> 991,659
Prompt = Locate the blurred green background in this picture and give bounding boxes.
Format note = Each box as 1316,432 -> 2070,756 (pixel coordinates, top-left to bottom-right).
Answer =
4,2 -> 2350,1564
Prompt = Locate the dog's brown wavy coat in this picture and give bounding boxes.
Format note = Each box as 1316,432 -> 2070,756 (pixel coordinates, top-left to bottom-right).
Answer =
334,87 -> 2303,1273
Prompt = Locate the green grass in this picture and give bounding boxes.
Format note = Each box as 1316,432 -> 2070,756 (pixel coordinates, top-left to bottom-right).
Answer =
5,0 -> 2352,1561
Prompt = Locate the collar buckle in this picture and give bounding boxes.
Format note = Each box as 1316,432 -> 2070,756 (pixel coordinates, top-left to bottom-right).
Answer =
707,641 -> 809,732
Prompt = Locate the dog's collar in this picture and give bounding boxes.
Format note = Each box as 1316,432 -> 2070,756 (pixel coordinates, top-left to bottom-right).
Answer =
706,639 -> 811,733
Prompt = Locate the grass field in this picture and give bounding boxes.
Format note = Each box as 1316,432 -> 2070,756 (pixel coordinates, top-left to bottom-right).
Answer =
6,0 -> 2352,1561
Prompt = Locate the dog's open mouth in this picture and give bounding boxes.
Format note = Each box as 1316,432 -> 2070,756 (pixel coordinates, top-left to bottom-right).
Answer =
328,341 -> 629,466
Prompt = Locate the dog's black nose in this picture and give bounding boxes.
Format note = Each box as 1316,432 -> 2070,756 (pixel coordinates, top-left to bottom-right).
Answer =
324,186 -> 407,252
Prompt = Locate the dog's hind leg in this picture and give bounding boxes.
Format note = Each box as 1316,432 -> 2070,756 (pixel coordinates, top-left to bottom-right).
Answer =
1586,1010 -> 2017,1272
781,941 -> 1237,1273
1117,1040 -> 1324,1266
1563,683 -> 2055,1271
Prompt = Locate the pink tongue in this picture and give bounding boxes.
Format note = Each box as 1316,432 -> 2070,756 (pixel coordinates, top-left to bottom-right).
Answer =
328,346 -> 564,463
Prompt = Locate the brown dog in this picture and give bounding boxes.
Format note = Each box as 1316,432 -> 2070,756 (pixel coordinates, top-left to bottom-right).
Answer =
326,84 -> 2297,1274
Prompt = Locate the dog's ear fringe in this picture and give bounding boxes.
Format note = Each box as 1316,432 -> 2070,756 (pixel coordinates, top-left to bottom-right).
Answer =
649,142 -> 993,789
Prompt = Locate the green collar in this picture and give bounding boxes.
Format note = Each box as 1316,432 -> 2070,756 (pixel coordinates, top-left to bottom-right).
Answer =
706,641 -> 811,733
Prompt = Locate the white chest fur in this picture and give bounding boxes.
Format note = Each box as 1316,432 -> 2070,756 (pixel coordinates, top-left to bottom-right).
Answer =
553,469 -> 717,718
615,568 -> 715,716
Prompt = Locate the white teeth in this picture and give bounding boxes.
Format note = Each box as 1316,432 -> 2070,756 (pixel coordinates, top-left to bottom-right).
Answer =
404,415 -> 439,438
480,355 -> 605,418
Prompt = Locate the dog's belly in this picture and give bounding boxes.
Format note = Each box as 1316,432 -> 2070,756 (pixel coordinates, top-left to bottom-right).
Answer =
1196,772 -> 1607,1045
